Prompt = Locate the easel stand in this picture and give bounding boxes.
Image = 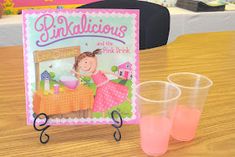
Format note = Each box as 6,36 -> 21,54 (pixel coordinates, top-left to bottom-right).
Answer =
33,110 -> 123,144
33,113 -> 50,144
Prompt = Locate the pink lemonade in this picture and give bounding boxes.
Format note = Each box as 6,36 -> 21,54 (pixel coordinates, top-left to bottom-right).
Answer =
140,116 -> 172,156
171,105 -> 201,141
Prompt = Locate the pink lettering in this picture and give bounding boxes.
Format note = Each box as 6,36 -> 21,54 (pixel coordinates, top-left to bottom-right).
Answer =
34,14 -> 54,43
34,13 -> 128,45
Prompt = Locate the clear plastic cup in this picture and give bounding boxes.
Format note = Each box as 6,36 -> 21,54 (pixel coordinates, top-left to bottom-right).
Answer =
167,72 -> 213,141
136,81 -> 181,156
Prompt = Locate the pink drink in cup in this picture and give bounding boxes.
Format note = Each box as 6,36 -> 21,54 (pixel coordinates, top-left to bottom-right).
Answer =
54,84 -> 60,94
140,116 -> 172,156
168,72 -> 213,141
136,81 -> 181,156
171,105 -> 201,141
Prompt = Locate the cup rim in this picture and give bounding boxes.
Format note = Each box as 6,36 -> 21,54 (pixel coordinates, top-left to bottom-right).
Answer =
167,72 -> 213,90
135,80 -> 181,103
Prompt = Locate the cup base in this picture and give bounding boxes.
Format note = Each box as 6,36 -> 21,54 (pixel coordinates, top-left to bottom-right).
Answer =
171,134 -> 195,142
142,148 -> 167,157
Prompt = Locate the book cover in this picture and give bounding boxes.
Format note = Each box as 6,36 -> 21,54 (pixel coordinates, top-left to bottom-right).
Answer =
22,9 -> 139,125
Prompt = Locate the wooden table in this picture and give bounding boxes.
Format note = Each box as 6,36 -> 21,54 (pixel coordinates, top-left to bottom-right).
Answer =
0,31 -> 235,156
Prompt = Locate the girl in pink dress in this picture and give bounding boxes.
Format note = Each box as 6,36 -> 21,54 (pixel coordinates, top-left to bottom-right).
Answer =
72,49 -> 129,117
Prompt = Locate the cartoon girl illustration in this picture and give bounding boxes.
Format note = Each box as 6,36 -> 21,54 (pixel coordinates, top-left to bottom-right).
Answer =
72,49 -> 129,117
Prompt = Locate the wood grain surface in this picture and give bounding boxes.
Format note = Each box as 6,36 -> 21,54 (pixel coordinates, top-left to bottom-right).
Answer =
0,31 -> 235,157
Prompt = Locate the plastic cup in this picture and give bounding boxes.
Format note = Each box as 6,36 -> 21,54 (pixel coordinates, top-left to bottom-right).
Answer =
136,81 -> 181,156
54,84 -> 60,94
167,72 -> 213,141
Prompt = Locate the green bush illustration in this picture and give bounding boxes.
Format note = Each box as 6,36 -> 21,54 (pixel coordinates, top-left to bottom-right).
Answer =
111,65 -> 118,73
49,72 -> 56,80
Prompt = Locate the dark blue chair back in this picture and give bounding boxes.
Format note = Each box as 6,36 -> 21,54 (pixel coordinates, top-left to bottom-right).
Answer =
78,0 -> 170,50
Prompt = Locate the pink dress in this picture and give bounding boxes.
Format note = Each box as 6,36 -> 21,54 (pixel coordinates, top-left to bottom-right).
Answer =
91,71 -> 128,112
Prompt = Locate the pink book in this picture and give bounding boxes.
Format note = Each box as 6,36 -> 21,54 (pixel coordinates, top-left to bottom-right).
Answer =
22,9 -> 140,125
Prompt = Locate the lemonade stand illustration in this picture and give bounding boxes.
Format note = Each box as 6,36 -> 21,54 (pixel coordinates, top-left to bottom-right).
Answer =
33,46 -> 95,118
